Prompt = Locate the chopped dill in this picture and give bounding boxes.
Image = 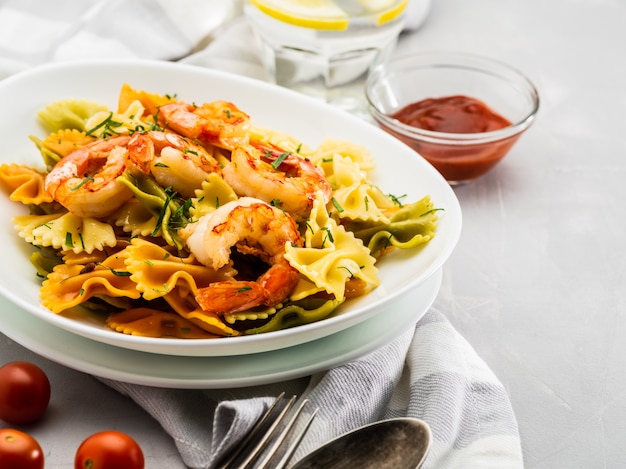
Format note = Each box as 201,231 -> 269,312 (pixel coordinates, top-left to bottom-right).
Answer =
85,112 -> 123,138
387,193 -> 407,207
71,176 -> 94,191
331,197 -> 344,213
97,263 -> 132,277
271,152 -> 290,169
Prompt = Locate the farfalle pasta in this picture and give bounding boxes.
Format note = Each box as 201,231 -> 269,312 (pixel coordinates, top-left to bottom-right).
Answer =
285,192 -> 379,301
124,238 -> 235,301
0,164 -> 53,205
40,246 -> 141,313
319,153 -> 397,224
0,83 -> 440,339
37,99 -> 109,133
14,212 -> 118,254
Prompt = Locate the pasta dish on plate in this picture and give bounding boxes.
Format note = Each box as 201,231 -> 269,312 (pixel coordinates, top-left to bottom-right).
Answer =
0,84 -> 439,339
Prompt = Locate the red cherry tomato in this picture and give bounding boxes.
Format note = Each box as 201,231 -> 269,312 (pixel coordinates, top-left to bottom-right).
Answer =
75,430 -> 145,469
0,428 -> 44,469
0,361 -> 51,425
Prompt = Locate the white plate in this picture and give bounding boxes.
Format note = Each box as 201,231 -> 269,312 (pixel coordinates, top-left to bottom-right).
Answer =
0,59 -> 461,357
0,270 -> 441,389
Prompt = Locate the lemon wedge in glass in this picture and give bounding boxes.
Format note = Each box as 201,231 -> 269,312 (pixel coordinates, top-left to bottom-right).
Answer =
249,0 -> 408,30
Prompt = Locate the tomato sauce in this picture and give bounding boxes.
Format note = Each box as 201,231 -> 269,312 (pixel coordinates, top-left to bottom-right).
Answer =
391,95 -> 511,134
383,95 -> 518,183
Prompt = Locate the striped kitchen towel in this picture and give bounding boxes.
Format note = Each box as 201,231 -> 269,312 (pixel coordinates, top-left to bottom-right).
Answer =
104,309 -> 523,469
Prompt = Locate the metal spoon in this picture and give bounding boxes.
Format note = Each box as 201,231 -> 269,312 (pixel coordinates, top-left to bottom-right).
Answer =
291,417 -> 431,469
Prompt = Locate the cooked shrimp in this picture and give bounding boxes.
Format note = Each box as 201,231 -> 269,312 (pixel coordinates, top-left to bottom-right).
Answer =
44,136 -> 133,218
186,197 -> 302,315
157,101 -> 251,151
128,131 -> 221,198
222,144 -> 332,221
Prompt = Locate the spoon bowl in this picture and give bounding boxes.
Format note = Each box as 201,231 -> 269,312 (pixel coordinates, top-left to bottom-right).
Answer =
292,417 -> 431,469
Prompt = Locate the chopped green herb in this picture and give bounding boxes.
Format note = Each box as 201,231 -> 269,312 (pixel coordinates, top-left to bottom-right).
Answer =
383,234 -> 394,248
97,263 -> 132,277
419,208 -> 445,217
331,197 -> 344,213
388,193 -> 407,207
338,266 -> 354,276
85,112 -> 113,136
271,152 -> 290,169
321,226 -> 334,243
152,109 -> 161,126
85,112 -> 123,138
153,283 -> 170,293
71,176 -> 95,191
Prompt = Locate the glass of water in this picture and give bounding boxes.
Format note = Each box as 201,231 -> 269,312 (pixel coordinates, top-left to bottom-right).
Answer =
244,0 -> 408,116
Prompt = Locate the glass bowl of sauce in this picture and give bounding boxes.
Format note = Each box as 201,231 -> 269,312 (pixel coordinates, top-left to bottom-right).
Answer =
366,52 -> 539,184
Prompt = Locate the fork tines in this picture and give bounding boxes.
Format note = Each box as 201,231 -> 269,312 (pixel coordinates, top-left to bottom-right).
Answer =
217,392 -> 319,469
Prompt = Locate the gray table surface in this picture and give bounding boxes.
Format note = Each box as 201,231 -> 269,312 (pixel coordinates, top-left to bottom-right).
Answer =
2,0 -> 625,468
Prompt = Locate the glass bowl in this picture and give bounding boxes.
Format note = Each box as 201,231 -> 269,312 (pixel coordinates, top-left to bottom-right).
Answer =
366,51 -> 540,184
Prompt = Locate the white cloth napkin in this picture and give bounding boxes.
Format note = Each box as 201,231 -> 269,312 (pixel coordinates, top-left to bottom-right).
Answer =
0,0 -> 240,78
103,309 -> 523,469
0,1 -> 523,468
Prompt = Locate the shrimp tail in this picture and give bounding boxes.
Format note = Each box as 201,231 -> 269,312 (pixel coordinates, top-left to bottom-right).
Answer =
195,263 -> 301,315
259,263 -> 301,306
127,132 -> 154,173
196,281 -> 266,315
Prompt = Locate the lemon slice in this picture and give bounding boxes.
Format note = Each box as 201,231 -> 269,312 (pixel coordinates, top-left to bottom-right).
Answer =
249,0 -> 408,30
363,0 -> 408,26
250,0 -> 350,30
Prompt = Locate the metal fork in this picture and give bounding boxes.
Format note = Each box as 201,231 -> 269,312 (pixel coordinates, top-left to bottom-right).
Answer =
217,392 -> 319,469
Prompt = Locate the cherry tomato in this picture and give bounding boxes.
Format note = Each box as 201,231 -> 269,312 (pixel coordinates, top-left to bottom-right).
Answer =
0,361 -> 51,425
75,430 -> 145,469
0,428 -> 44,469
